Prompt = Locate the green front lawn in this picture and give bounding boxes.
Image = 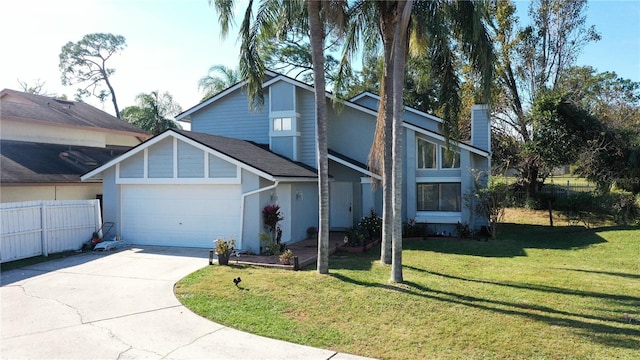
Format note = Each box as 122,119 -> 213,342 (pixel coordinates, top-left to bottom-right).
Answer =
175,209 -> 640,359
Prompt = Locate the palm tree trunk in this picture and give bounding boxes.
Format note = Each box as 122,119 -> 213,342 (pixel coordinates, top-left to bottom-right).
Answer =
307,0 -> 329,274
390,0 -> 413,283
378,5 -> 397,265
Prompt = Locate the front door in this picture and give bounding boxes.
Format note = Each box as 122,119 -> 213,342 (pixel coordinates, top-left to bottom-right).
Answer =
330,182 -> 353,230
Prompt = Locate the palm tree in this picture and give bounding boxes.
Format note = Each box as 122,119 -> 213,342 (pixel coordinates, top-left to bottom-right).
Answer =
198,65 -> 241,102
341,0 -> 494,281
120,90 -> 182,135
210,0 -> 345,274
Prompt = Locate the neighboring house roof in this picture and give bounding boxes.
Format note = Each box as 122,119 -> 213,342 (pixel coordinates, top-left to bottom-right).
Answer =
0,89 -> 149,138
82,129 -> 319,182
0,140 -> 130,184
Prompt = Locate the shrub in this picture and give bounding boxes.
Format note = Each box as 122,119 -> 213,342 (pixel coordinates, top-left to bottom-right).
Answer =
262,204 -> 284,242
358,208 -> 382,241
555,192 -> 597,227
602,190 -> 639,225
456,222 -> 471,238
402,218 -> 427,238
344,227 -> 364,246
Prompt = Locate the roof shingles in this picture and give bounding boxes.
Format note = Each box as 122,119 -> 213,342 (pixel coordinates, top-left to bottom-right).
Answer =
173,130 -> 318,179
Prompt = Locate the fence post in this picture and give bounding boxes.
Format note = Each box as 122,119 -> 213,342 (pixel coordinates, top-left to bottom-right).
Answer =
41,202 -> 48,257
94,199 -> 103,236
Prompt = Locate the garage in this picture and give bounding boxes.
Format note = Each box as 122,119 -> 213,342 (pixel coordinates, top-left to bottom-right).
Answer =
121,184 -> 241,248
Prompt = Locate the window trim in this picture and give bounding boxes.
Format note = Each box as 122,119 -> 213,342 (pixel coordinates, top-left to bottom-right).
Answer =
269,111 -> 300,137
416,137 -> 460,170
416,182 -> 462,212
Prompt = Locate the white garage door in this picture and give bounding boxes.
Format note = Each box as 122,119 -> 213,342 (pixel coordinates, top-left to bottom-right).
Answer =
121,184 -> 241,248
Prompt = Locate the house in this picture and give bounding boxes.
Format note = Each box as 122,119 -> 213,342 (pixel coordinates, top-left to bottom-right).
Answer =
0,89 -> 150,203
82,71 -> 490,252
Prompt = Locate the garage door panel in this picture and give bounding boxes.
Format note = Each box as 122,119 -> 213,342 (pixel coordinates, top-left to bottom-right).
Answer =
122,185 -> 241,248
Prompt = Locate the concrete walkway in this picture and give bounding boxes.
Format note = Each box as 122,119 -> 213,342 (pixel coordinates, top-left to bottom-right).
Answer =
1,246 -> 373,359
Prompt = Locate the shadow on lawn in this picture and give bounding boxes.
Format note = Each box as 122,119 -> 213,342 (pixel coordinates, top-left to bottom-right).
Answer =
404,223 -> 608,257
331,271 -> 640,350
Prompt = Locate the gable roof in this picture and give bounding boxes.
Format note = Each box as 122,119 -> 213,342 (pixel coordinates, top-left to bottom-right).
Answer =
1,140 -> 130,184
349,91 -> 444,124
174,71 -> 490,158
81,129 -> 318,182
0,89 -> 149,137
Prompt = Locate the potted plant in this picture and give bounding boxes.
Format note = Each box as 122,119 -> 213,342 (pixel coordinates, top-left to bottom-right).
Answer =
213,236 -> 235,266
279,249 -> 294,265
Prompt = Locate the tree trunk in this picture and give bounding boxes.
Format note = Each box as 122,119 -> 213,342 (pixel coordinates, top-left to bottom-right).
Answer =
307,0 -> 329,274
378,9 -> 396,265
390,0 -> 413,283
102,68 -> 120,119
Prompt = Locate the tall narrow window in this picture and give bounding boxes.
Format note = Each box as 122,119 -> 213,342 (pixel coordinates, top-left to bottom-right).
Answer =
417,138 -> 436,168
441,147 -> 460,168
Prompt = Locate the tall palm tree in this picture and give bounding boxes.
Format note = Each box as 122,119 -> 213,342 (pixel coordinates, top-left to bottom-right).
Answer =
210,0 -> 345,274
198,65 -> 241,102
340,0 -> 494,281
120,90 -> 182,135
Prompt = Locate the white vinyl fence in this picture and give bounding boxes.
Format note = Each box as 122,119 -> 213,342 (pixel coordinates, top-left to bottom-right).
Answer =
0,200 -> 102,263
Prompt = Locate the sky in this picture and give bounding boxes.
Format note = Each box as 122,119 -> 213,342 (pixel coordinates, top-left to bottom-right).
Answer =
1,0 -> 638,117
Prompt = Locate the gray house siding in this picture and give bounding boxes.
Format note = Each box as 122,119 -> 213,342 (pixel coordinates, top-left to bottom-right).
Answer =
290,182 -> 319,242
209,155 -> 237,178
271,136 -> 297,162
327,104 -> 375,166
178,140 -> 204,178
402,111 -> 440,133
270,82 -> 295,111
101,167 -> 120,236
119,152 -> 144,178
350,95 -> 378,111
148,138 -> 173,178
241,169 -> 262,253
471,105 -> 491,152
297,89 -> 317,167
191,89 -> 270,144
328,161 -> 365,225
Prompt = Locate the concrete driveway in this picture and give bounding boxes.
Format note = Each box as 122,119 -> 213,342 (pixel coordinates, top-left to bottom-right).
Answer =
1,246 -> 372,360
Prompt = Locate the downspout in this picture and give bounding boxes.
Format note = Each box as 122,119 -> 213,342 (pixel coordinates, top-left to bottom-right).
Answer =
239,181 -> 279,250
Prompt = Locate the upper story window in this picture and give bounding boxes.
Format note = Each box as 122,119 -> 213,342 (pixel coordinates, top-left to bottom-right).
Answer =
417,137 -> 460,169
441,147 -> 460,168
417,139 -> 436,168
273,117 -> 292,131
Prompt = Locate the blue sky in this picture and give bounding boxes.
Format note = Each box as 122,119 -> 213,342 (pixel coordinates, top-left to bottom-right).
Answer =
1,0 -> 638,116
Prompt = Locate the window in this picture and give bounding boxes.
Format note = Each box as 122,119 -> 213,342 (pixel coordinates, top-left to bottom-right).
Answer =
441,147 -> 460,168
417,183 -> 461,211
417,138 -> 436,168
273,117 -> 292,131
417,137 -> 460,169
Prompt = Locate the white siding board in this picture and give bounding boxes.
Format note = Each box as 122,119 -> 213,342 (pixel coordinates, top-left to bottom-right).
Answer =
1,200 -> 101,262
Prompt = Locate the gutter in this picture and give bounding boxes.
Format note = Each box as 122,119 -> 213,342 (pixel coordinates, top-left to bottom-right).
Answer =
239,181 -> 279,249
